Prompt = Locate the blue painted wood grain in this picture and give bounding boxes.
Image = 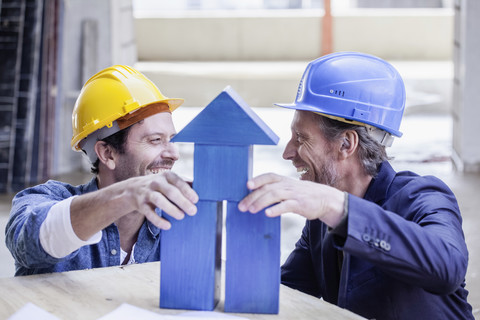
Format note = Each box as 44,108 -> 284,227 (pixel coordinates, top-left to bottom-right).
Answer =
161,86 -> 281,314
171,86 -> 279,146
193,144 -> 252,202
224,201 -> 281,314
160,200 -> 222,310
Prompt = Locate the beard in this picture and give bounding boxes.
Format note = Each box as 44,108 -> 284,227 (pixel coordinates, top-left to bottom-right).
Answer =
314,158 -> 339,187
113,156 -> 175,183
113,155 -> 140,182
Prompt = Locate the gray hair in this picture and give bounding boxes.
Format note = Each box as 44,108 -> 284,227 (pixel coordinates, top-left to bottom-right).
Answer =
314,113 -> 389,177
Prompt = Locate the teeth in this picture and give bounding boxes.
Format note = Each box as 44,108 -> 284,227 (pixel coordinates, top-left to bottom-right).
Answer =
297,167 -> 308,173
149,168 -> 169,175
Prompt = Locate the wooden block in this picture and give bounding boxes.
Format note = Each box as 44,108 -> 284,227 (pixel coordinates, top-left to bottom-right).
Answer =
224,201 -> 281,314
171,86 -> 279,146
193,145 -> 251,202
160,200 -> 222,310
164,86 -> 281,314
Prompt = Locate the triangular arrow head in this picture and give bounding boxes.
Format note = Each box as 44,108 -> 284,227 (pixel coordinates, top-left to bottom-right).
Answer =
172,86 -> 279,145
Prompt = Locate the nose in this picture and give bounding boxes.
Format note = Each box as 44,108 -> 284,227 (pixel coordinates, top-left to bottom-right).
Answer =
163,142 -> 179,162
282,137 -> 296,161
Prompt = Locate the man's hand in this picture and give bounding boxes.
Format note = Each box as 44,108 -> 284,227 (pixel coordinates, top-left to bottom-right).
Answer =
71,172 -> 198,240
238,173 -> 345,228
126,171 -> 198,230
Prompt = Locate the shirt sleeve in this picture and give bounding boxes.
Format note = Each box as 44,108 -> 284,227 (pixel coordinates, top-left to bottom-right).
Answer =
39,196 -> 102,258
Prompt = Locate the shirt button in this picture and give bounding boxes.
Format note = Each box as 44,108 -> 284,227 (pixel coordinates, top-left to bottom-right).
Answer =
380,240 -> 391,251
111,249 -> 117,255
380,240 -> 387,249
362,234 -> 371,242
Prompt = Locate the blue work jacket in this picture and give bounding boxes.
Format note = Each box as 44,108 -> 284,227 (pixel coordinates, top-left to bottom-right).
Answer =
5,178 -> 161,276
281,161 -> 474,319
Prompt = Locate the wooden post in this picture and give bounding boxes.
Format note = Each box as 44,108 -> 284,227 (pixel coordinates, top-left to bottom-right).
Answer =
160,200 -> 222,310
193,145 -> 251,202
225,202 -> 280,314
322,0 -> 333,56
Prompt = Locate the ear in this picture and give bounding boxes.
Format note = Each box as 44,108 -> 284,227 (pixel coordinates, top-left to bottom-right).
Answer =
338,130 -> 358,160
94,141 -> 116,171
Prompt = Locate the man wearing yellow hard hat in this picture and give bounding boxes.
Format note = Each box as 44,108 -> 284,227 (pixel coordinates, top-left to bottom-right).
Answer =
6,65 -> 198,275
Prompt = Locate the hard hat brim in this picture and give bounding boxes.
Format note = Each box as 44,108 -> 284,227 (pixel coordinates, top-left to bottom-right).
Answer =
274,102 -> 402,137
71,98 -> 184,151
164,98 -> 184,112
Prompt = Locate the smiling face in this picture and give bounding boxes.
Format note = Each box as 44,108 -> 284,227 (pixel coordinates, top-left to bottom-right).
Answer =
112,112 -> 179,182
282,110 -> 340,187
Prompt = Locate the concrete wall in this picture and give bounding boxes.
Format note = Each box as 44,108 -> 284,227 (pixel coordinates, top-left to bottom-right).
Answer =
133,9 -> 454,115
452,0 -> 480,172
135,9 -> 453,61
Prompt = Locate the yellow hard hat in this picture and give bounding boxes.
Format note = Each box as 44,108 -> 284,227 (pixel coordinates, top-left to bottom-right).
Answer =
71,65 -> 183,151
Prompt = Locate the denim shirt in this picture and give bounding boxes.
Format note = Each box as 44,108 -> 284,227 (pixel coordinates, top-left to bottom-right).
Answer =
281,161 -> 474,319
5,178 -> 161,276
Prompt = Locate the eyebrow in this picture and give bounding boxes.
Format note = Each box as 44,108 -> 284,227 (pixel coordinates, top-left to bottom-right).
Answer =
142,132 -> 165,138
141,131 -> 177,140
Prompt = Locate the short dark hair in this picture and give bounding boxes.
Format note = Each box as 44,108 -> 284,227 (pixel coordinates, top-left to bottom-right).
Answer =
90,126 -> 132,174
315,114 -> 389,177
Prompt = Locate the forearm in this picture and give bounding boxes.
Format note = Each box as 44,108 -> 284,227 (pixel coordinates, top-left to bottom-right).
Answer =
70,182 -> 135,240
320,189 -> 347,229
71,172 -> 198,240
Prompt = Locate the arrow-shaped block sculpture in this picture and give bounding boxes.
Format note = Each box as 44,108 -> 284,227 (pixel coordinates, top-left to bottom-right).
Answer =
160,86 -> 281,314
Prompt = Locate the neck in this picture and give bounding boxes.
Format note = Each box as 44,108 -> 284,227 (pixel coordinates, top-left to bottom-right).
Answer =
96,172 -> 115,189
336,159 -> 373,198
96,169 -> 144,258
115,212 -> 145,253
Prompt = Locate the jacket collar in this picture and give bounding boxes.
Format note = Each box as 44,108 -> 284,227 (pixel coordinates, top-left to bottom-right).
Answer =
363,161 -> 396,204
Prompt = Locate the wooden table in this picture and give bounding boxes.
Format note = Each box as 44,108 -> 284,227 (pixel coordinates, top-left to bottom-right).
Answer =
0,262 -> 364,319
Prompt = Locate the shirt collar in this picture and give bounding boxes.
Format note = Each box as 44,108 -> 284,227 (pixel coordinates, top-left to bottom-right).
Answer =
83,177 -> 99,193
146,220 -> 161,238
146,207 -> 162,238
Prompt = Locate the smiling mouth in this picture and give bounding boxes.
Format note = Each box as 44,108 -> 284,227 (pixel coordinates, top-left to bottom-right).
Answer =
147,168 -> 170,175
296,166 -> 309,177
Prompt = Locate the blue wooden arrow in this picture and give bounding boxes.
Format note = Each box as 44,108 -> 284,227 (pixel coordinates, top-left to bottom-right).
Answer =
172,85 -> 279,146
160,86 -> 281,314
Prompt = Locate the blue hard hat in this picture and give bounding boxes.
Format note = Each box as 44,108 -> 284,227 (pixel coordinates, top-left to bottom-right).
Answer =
275,52 -> 406,137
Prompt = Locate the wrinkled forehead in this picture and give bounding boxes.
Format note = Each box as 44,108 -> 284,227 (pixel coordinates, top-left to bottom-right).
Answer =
128,112 -> 176,138
291,110 -> 319,129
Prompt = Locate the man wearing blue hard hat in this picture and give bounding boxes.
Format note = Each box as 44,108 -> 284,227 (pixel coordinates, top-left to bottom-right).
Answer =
239,52 -> 474,319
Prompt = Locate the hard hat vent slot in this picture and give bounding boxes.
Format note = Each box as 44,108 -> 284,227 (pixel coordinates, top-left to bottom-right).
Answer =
296,79 -> 304,100
329,89 -> 345,97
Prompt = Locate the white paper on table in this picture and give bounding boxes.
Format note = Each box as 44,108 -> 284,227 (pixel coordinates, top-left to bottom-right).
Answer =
97,303 -> 250,320
178,310 -> 249,319
8,303 -> 61,320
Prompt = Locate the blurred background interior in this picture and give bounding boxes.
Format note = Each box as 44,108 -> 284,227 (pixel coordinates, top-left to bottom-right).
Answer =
0,0 -> 479,316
